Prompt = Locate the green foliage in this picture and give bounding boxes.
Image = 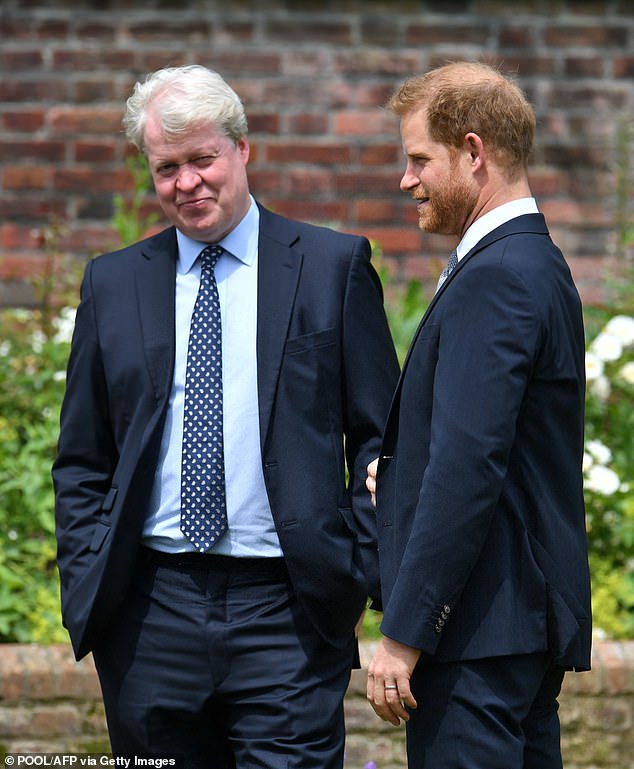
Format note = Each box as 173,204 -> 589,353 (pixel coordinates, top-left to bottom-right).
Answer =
111,154 -> 159,247
0,307 -> 72,641
583,312 -> 634,636
373,245 -> 429,365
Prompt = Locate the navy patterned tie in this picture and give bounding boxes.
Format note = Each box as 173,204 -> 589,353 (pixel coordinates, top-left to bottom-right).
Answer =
436,249 -> 459,292
180,245 -> 227,552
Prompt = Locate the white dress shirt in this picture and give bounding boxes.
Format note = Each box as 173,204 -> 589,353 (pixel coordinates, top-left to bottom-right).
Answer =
456,197 -> 540,261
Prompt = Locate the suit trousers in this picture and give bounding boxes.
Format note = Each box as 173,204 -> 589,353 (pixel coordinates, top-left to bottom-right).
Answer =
406,652 -> 565,769
92,548 -> 356,769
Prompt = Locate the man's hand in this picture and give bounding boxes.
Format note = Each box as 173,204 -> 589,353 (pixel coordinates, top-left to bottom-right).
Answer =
366,457 -> 379,507
367,636 -> 421,726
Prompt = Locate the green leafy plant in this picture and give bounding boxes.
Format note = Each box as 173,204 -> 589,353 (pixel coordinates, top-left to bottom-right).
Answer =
0,306 -> 73,641
111,154 -> 160,247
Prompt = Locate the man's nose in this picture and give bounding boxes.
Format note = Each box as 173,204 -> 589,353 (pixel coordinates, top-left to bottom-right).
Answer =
176,164 -> 202,190
400,165 -> 418,192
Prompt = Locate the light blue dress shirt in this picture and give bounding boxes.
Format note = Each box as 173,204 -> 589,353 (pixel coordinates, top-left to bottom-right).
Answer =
143,197 -> 282,556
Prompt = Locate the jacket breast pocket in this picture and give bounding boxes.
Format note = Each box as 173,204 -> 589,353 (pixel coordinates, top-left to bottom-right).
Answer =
284,328 -> 337,355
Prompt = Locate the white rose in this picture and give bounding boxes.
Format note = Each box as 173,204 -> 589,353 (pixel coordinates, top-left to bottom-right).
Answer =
590,331 -> 623,362
618,361 -> 634,386
584,465 -> 621,496
585,351 -> 604,381
53,306 -> 77,344
589,374 -> 610,401
604,315 -> 634,347
586,439 -> 612,465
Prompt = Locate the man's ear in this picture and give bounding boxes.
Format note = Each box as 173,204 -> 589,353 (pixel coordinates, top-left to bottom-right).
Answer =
464,132 -> 485,170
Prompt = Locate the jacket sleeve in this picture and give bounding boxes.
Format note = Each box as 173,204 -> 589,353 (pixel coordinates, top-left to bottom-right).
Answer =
52,259 -> 118,604
341,237 -> 400,604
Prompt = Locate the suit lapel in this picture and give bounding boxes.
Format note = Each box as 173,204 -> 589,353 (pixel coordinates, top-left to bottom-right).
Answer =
256,208 -> 303,447
133,228 -> 177,403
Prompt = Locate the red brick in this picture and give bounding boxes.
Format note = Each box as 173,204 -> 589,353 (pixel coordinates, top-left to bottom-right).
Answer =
54,167 -> 130,194
0,50 -> 45,70
540,200 -> 612,227
0,140 -> 66,162
266,19 -> 352,45
613,56 -> 634,78
358,144 -> 401,166
52,50 -> 108,72
564,57 -> 607,77
360,226 -> 425,254
0,198 -> 66,222
266,143 -> 352,165
491,55 -> 556,76
75,21 -> 118,39
75,79 -> 118,104
262,82 -> 332,107
287,168 -> 334,196
246,113 -> 281,135
137,51 -> 189,75
0,706 -> 31,737
406,23 -> 488,45
400,254 -> 443,283
29,706 -> 81,737
286,113 -> 329,135
498,25 -> 535,47
0,223 -> 43,250
334,51 -> 420,77
48,106 -> 123,135
267,199 -> 349,225
127,20 -> 211,42
359,16 -> 401,46
282,51 -> 329,77
203,52 -> 281,75
74,141 -> 118,163
334,170 -> 401,196
34,18 -> 69,39
333,110 -> 396,137
3,165 -> 53,191
246,169 -> 286,195
0,79 -> 66,102
528,167 -> 566,196
217,20 -> 257,42
355,199 -> 418,226
1,110 -> 46,133
545,25 -> 627,48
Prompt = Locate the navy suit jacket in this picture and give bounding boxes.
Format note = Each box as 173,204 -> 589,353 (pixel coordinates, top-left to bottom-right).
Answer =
376,214 -> 592,670
53,203 -> 399,660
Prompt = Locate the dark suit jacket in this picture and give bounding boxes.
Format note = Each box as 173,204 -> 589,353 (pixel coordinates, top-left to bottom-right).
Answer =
376,214 -> 592,670
53,203 -> 399,661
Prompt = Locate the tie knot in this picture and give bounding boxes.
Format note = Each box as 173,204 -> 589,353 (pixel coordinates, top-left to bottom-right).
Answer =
200,245 -> 224,272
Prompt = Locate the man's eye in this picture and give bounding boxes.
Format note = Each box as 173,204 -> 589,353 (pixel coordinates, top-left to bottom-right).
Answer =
193,155 -> 215,167
156,164 -> 177,177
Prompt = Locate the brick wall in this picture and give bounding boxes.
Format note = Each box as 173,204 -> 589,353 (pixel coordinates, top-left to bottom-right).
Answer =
0,641 -> 632,768
1,0 -> 634,307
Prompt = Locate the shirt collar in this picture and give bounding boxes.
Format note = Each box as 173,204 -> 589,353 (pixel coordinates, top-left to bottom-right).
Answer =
176,195 -> 259,274
457,197 -> 539,260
